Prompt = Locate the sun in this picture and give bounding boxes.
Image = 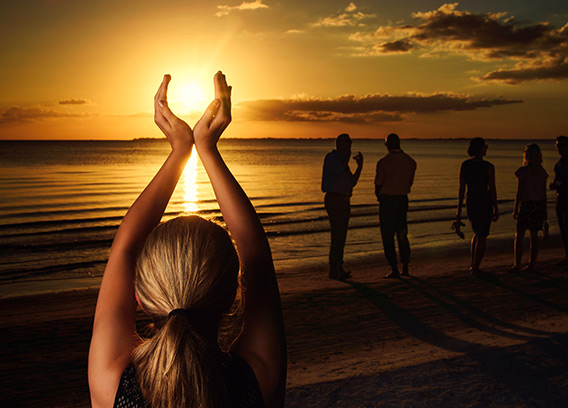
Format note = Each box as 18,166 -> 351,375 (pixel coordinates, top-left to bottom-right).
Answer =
170,82 -> 208,113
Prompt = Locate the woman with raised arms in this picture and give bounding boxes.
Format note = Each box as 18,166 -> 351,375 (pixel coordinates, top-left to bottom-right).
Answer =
88,71 -> 286,408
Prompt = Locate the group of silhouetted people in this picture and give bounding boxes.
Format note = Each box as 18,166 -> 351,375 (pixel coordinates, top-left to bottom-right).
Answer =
322,133 -> 568,280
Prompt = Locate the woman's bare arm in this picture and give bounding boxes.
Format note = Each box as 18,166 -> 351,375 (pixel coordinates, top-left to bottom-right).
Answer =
88,75 -> 194,407
456,166 -> 465,219
489,163 -> 499,221
513,176 -> 523,219
193,72 -> 286,408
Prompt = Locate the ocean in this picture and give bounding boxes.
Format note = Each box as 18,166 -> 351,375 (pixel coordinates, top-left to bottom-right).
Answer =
0,138 -> 560,297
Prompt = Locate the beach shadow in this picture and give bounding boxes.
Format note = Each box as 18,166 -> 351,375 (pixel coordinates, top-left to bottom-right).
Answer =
286,334 -> 568,408
476,270 -> 568,313
406,276 -> 562,338
343,280 -> 568,404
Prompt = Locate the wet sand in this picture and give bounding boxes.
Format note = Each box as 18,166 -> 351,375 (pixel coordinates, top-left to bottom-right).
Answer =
1,241 -> 567,407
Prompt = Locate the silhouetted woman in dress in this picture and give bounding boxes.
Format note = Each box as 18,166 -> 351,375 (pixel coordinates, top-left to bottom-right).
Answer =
511,144 -> 548,272
88,72 -> 286,408
456,138 -> 499,274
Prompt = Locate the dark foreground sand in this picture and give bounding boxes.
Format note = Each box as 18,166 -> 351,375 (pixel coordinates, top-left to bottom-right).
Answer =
1,240 -> 567,407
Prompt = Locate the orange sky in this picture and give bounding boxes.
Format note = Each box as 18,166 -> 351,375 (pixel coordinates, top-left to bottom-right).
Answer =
1,1 -> 567,140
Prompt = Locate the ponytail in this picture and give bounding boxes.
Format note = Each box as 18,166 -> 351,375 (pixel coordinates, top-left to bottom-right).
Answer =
133,314 -> 228,408
133,216 -> 239,408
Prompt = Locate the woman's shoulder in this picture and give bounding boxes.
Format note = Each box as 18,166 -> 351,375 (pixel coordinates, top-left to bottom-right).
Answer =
515,165 -> 527,177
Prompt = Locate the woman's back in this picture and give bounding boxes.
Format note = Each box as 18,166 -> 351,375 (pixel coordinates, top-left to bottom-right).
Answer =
515,165 -> 548,202
461,158 -> 491,199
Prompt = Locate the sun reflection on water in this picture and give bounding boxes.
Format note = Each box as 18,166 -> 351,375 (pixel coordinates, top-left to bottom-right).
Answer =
182,150 -> 199,213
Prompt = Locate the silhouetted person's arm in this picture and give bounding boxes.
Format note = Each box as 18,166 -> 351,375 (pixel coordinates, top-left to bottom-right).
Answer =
513,176 -> 523,219
456,166 -> 465,219
375,184 -> 382,200
375,159 -> 383,201
352,152 -> 363,186
489,163 -> 499,221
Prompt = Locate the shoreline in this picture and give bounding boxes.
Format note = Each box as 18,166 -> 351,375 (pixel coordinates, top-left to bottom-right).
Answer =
1,240 -> 567,407
0,228 -> 559,300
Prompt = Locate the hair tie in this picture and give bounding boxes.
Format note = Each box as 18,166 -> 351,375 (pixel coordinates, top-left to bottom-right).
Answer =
167,308 -> 218,332
168,308 -> 190,319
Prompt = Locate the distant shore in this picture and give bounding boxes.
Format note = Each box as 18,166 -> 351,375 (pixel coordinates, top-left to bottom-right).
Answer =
1,235 -> 567,407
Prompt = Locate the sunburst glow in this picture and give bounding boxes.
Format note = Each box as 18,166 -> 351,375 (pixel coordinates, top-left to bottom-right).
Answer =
170,82 -> 207,113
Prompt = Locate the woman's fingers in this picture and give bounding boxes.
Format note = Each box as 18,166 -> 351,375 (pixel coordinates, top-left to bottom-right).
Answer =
155,74 -> 171,106
154,75 -> 172,130
200,99 -> 221,129
212,71 -> 232,125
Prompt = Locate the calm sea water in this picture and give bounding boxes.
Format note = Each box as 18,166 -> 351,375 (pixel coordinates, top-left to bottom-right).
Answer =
0,139 -> 560,297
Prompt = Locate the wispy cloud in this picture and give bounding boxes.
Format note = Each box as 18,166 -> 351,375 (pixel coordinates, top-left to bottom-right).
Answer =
237,92 -> 522,124
349,3 -> 568,83
216,0 -> 269,17
59,98 -> 91,105
0,106 -> 97,124
312,2 -> 375,28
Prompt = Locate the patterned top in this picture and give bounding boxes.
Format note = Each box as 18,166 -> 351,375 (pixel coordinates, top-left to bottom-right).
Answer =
113,353 -> 263,408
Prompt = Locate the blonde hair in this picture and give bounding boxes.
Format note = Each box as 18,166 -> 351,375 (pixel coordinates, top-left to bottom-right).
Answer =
133,215 -> 239,408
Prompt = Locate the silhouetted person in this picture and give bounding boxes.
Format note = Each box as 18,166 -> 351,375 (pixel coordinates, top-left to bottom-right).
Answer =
551,135 -> 568,265
322,134 -> 363,280
511,144 -> 548,272
456,137 -> 499,274
375,133 -> 416,278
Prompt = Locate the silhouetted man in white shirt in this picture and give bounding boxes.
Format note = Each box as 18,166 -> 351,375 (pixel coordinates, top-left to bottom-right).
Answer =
375,133 -> 416,278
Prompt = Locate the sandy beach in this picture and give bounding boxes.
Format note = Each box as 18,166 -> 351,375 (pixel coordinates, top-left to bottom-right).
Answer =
1,239 -> 567,408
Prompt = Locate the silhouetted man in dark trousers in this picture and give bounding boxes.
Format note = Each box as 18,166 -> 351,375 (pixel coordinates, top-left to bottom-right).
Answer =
322,134 -> 363,280
375,133 -> 417,278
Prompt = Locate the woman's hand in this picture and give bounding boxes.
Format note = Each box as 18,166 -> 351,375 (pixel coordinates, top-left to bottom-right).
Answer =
154,74 -> 193,153
194,71 -> 232,152
492,208 -> 500,222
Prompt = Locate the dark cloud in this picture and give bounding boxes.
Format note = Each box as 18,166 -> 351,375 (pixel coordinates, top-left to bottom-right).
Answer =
350,3 -> 568,83
59,99 -> 90,105
380,39 -> 414,53
0,106 -> 96,124
480,58 -> 568,84
237,93 -> 522,124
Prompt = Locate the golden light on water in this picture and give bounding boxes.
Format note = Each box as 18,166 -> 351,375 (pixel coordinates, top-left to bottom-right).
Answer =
182,150 -> 199,213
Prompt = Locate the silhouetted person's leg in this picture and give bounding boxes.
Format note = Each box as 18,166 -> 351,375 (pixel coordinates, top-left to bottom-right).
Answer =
325,193 -> 350,278
379,195 -> 398,277
468,210 -> 491,273
470,235 -> 477,269
513,226 -> 526,270
528,229 -> 539,270
472,235 -> 486,272
557,197 -> 568,262
395,196 -> 410,275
